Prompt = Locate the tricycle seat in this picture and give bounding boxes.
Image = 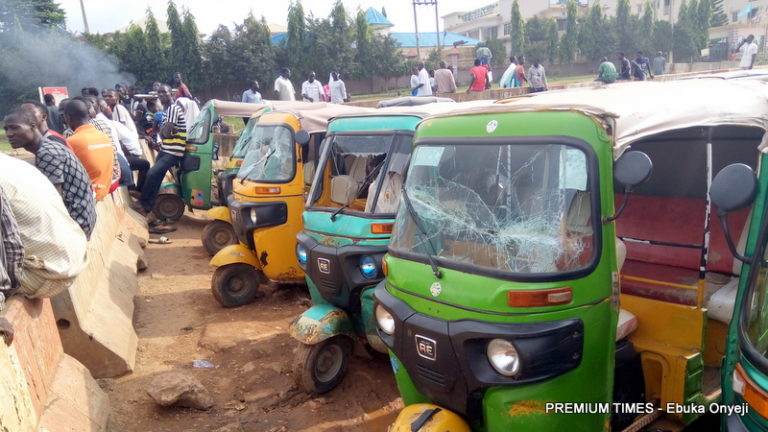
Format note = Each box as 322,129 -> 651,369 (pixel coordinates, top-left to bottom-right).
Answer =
616,309 -> 638,341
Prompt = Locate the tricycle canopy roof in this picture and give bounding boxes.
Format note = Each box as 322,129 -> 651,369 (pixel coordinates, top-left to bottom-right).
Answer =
376,96 -> 455,108
260,102 -> 376,134
436,80 -> 768,152
204,99 -> 271,117
328,100 -> 498,125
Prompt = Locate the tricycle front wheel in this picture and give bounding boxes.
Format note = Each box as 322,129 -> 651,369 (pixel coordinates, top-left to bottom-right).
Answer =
201,220 -> 237,256
211,263 -> 266,307
294,337 -> 352,395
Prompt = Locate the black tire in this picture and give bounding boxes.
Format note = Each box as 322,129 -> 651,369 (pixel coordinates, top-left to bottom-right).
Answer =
152,193 -> 185,222
294,337 -> 352,395
211,264 -> 265,307
201,220 -> 237,256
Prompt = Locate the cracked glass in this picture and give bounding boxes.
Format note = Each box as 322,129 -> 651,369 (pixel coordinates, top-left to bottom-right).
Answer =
237,125 -> 295,182
389,143 -> 595,275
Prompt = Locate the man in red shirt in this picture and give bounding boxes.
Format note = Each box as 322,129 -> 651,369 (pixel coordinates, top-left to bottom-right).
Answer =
466,59 -> 488,93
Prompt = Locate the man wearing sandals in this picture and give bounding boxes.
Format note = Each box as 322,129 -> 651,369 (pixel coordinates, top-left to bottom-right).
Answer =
135,84 -> 185,233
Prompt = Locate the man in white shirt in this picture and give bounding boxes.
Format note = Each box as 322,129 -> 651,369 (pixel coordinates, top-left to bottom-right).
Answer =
103,88 -> 138,138
328,70 -> 348,104
301,71 -> 324,103
737,34 -> 758,70
0,152 -> 88,299
274,68 -> 296,101
416,62 -> 432,96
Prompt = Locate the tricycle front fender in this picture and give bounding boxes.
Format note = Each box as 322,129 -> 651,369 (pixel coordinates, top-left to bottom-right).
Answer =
207,206 -> 232,224
209,243 -> 260,268
290,304 -> 354,345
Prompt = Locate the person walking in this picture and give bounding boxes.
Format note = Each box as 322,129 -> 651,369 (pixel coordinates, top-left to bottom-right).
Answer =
410,67 -> 420,96
514,56 -> 528,88
416,62 -> 432,96
652,51 -> 666,76
466,59 -> 489,93
301,71 -> 324,102
274,68 -> 296,101
434,61 -> 457,93
499,56 -> 518,88
596,57 -> 618,83
528,59 -> 548,92
328,71 -> 348,104
173,72 -> 194,99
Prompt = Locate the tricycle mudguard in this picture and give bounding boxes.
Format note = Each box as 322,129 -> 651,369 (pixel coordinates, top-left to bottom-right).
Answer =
209,243 -> 260,268
289,304 -> 354,345
389,404 -> 470,432
207,206 -> 232,224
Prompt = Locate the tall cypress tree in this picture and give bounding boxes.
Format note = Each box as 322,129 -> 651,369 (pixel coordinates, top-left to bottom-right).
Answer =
559,0 -> 578,62
509,0 -> 525,57
710,0 -> 728,27
166,0 -> 184,82
181,9 -> 203,88
144,8 -> 167,86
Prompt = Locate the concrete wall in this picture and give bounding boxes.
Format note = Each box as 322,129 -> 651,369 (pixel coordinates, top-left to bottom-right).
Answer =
0,298 -> 109,432
50,187 -> 148,378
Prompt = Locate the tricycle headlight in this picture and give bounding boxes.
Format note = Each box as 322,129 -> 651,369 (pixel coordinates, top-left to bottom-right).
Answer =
375,304 -> 395,335
296,243 -> 308,264
359,255 -> 377,279
487,339 -> 521,377
249,208 -> 258,224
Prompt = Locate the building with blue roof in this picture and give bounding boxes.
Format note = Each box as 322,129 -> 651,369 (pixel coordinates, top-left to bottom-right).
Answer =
364,7 -> 394,31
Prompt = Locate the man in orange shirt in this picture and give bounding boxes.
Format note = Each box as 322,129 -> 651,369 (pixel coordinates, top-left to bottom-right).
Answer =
63,98 -> 115,201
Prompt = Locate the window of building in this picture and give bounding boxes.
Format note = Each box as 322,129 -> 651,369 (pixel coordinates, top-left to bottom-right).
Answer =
503,22 -> 511,35
486,26 -> 498,39
557,18 -> 566,31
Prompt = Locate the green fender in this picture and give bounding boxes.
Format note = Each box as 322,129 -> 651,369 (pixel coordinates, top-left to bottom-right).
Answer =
207,206 -> 232,224
289,304 -> 354,345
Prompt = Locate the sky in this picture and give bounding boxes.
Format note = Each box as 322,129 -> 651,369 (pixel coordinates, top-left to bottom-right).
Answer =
59,0 -> 474,35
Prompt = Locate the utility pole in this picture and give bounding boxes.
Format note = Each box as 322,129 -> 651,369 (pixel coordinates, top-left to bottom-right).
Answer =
79,0 -> 90,34
412,0 -> 440,61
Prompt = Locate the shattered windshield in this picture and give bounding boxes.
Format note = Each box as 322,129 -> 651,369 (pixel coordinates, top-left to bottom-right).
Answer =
231,118 -> 258,159
236,125 -> 295,183
309,134 -> 400,214
389,143 -> 596,275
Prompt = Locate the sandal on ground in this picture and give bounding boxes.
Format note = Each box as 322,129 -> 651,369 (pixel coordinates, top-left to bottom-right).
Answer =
149,225 -> 177,234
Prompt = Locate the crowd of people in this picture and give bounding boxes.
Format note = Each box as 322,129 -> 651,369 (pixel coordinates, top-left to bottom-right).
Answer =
264,67 -> 350,104
0,72 -> 204,316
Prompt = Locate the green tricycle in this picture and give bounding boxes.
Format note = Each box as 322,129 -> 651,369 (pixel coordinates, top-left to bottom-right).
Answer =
150,99 -> 270,253
374,79 -> 768,431
289,101 -> 495,395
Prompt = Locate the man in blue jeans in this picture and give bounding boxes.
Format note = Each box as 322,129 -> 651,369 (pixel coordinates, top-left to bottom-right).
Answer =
136,84 -> 186,224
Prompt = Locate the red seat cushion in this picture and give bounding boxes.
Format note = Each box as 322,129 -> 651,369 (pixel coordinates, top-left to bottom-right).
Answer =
621,260 -> 700,306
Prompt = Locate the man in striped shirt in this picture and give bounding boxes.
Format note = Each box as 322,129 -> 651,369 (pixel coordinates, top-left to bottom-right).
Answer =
137,84 -> 186,214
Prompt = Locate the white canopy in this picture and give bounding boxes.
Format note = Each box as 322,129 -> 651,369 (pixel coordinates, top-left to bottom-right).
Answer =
263,102 -> 377,133
435,80 -> 768,152
206,99 -> 271,117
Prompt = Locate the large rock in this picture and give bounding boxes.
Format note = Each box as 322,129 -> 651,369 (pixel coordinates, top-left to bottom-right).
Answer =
146,370 -> 214,410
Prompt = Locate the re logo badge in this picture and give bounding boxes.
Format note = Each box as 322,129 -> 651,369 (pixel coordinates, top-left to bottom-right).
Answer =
415,335 -> 437,361
317,258 -> 331,274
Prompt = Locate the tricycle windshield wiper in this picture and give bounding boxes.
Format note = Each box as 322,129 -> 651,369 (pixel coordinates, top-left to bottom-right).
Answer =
239,146 -> 275,184
400,187 -> 442,279
330,158 -> 387,222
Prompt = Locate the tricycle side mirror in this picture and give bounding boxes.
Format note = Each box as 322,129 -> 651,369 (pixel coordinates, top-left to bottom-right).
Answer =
604,151 -> 653,223
711,163 -> 758,264
295,130 -> 310,146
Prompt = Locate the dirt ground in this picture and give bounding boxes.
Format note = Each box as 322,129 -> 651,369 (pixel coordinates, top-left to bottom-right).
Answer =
102,213 -> 402,432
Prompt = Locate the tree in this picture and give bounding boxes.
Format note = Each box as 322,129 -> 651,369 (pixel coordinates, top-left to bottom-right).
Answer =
695,0 -> 711,50
525,17 -> 553,64
283,1 -> 307,74
144,8 -> 167,85
616,0 -> 631,53
653,20 -> 673,55
166,0 -> 184,78
578,1 -> 605,61
546,20 -> 559,64
328,1 -> 353,73
181,9 -> 203,87
1,0 -> 66,32
559,0 -> 578,63
509,0 -> 524,57
710,0 -> 728,27
353,9 -> 372,78
673,0 -> 699,60
640,2 -> 654,55
370,33 -> 402,90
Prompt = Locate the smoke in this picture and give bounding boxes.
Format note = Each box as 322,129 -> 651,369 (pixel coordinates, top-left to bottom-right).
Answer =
0,28 -> 134,112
